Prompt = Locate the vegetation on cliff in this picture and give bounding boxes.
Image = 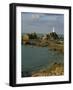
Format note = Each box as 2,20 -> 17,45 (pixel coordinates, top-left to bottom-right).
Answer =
46,32 -> 59,40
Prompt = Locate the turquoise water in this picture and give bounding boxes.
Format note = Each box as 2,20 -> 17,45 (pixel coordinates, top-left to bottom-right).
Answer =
21,45 -> 64,77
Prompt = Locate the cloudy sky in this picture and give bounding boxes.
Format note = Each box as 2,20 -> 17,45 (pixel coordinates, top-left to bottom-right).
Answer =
21,12 -> 64,34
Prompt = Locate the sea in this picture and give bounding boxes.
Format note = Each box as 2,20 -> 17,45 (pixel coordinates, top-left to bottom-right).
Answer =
21,44 -> 64,77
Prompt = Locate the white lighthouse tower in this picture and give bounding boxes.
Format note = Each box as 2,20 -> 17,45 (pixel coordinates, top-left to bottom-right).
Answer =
53,27 -> 55,32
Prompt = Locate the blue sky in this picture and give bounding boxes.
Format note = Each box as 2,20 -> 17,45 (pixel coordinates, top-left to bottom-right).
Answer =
21,12 -> 64,34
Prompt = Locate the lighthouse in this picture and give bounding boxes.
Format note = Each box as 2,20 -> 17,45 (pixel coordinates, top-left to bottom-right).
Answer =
53,27 -> 55,32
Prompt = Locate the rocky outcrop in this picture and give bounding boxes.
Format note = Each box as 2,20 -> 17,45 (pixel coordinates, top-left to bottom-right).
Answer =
32,63 -> 64,77
22,34 -> 29,45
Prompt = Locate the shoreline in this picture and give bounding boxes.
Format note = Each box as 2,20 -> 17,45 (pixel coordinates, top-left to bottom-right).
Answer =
32,63 -> 64,77
22,39 -> 64,54
22,63 -> 64,77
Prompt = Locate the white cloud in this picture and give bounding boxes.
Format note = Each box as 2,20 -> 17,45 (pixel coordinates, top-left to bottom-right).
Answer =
32,14 -> 40,20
